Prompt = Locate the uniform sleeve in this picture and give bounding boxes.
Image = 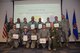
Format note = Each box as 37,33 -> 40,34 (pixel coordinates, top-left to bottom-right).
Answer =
35,22 -> 38,28
47,30 -> 50,38
38,30 -> 41,39
20,22 -> 23,29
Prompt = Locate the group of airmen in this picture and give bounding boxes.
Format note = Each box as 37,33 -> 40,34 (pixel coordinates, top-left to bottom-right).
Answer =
7,15 -> 69,51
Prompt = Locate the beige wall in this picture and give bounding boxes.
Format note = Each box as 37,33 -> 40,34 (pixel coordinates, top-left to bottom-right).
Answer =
0,0 -> 80,42
0,1 -> 13,42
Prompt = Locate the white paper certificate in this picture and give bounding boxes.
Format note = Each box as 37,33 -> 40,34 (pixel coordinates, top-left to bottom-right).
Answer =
13,34 -> 19,39
24,26 -> 27,28
38,24 -> 42,29
31,35 -> 37,40
16,24 -> 20,28
39,38 -> 46,44
46,23 -> 50,27
54,23 -> 59,27
31,24 -> 35,29
23,35 -> 28,41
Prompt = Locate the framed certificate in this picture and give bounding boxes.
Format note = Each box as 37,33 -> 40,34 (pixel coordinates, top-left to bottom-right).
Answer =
38,24 -> 42,29
31,35 -> 37,40
39,38 -> 46,44
23,35 -> 28,41
16,24 -> 20,28
54,23 -> 59,27
46,23 -> 50,27
31,24 -> 35,29
13,34 -> 19,39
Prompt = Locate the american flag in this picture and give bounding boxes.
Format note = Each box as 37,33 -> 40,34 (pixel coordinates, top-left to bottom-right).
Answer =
2,13 -> 8,38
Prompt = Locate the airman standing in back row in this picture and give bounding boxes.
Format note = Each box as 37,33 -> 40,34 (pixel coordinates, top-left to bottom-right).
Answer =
45,17 -> 51,30
28,16 -> 38,30
21,18 -> 29,30
61,15 -> 69,47
7,18 -> 14,32
38,18 -> 43,31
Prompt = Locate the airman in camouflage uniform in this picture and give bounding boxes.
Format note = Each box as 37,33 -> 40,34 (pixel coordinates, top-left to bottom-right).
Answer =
8,24 -> 20,48
22,27 -> 30,48
45,17 -> 51,30
28,16 -> 38,29
30,28 -> 38,48
21,18 -> 29,31
38,24 -> 50,50
61,15 -> 69,47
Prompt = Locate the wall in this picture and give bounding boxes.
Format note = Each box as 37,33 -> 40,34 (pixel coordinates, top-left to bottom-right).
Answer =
0,1 -> 13,42
0,0 -> 80,42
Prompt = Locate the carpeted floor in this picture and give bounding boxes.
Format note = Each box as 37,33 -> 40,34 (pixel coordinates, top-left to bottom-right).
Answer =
0,43 -> 80,53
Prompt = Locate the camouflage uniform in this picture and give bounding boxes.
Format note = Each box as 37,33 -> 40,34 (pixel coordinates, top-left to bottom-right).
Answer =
8,29 -> 20,48
38,29 -> 50,49
49,27 -> 60,50
30,29 -> 38,48
61,18 -> 69,46
28,21 -> 38,29
22,30 -> 30,48
21,22 -> 29,31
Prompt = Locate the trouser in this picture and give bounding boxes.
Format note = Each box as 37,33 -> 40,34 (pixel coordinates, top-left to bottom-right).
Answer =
8,38 -> 19,47
48,37 -> 59,49
63,31 -> 69,46
48,38 -> 51,49
13,40 -> 19,48
23,41 -> 30,48
31,41 -> 37,48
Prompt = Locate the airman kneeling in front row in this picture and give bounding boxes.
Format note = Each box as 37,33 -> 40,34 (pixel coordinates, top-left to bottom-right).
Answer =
8,24 -> 20,48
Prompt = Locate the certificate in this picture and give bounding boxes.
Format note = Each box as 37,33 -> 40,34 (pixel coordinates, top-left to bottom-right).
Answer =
31,24 -> 35,29
13,34 -> 19,39
31,35 -> 37,40
39,38 -> 46,44
46,23 -> 50,27
54,23 -> 59,27
16,24 -> 20,28
23,26 -> 28,28
23,35 -> 28,41
38,24 -> 42,29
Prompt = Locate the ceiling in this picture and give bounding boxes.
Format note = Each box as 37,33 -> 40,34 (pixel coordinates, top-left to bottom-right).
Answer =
0,0 -> 23,2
